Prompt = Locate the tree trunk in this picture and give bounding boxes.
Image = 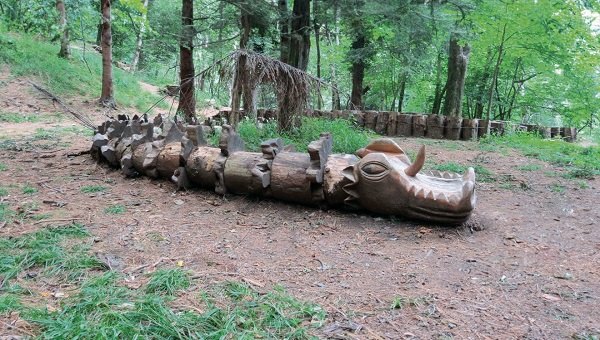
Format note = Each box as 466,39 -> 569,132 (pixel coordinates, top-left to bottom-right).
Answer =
397,74 -> 406,112
350,33 -> 366,110
56,0 -> 70,59
313,0 -> 322,109
486,23 -> 506,120
331,64 -> 340,110
100,0 -> 115,108
278,0 -> 290,64
442,36 -> 470,117
177,0 -> 196,124
130,0 -> 149,73
431,50 -> 444,115
287,0 -> 311,70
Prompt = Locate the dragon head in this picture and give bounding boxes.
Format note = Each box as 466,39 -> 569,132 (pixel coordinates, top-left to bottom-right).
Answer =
343,139 -> 476,223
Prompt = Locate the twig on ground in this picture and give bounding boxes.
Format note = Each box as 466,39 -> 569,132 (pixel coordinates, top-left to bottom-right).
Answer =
33,217 -> 83,225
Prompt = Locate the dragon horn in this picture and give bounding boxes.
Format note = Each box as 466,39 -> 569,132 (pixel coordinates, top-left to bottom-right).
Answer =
404,145 -> 425,177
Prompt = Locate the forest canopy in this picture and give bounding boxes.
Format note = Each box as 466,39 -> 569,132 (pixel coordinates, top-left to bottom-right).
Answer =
1,0 -> 599,131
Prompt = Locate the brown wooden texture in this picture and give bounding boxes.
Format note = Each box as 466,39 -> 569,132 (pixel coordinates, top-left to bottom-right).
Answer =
426,114 -> 445,139
478,119 -> 490,138
444,116 -> 463,140
460,119 -> 478,141
224,152 -> 270,195
156,142 -> 182,178
412,115 -> 426,137
270,152 -> 313,204
306,134 -> 332,184
323,154 -> 359,206
537,126 -> 551,139
185,147 -> 221,189
364,111 -> 377,131
396,114 -> 413,137
374,111 -> 389,135
386,112 -> 398,136
490,121 -> 505,136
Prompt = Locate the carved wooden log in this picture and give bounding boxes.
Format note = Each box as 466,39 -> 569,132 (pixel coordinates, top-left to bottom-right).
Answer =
323,154 -> 359,206
219,125 -> 245,156
460,119 -> 478,141
306,134 -> 332,184
412,115 -> 426,137
397,114 -> 413,137
224,152 -> 271,195
478,119 -> 490,139
364,111 -> 378,131
387,112 -> 398,136
352,110 -> 365,127
426,114 -> 445,139
490,121 -> 505,136
524,124 -> 537,133
563,127 -> 577,142
185,147 -> 221,189
550,127 -> 560,138
444,116 -> 463,140
270,152 -> 314,205
374,111 -> 389,135
132,142 -> 152,174
156,142 -> 182,178
142,141 -> 163,178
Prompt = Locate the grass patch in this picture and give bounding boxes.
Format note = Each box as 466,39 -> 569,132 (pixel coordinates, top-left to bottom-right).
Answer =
550,184 -> 566,193
0,32 -> 165,111
22,183 -> 38,194
81,185 -> 108,193
0,126 -> 90,151
0,112 -> 42,123
232,117 -> 377,154
0,186 -> 8,197
146,268 -> 191,295
0,226 -> 325,338
0,203 -> 15,223
104,204 -> 126,214
429,162 -> 494,182
390,295 -> 434,310
0,162 -> 7,171
517,164 -> 542,171
481,133 -> 600,179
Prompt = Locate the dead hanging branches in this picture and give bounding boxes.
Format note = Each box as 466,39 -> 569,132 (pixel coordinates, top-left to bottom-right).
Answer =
29,81 -> 96,130
197,49 -> 328,130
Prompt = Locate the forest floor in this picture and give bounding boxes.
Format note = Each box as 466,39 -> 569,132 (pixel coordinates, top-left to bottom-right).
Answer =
1,74 -> 599,339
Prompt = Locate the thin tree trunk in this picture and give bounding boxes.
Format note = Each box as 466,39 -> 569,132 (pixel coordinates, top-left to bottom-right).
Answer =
100,0 -> 115,108
177,0 -> 196,123
350,33 -> 366,110
231,10 -> 251,125
130,0 -> 149,73
397,74 -> 407,112
486,23 -> 506,120
56,0 -> 70,58
331,64 -> 340,110
313,0 -> 322,109
278,0 -> 290,64
431,50 -> 444,114
442,35 -> 470,117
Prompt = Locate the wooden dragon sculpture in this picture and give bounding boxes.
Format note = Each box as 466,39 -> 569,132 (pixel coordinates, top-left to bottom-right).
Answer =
91,117 -> 476,224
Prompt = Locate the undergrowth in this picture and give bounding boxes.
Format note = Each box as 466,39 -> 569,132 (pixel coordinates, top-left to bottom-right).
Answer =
227,117 -> 376,154
481,133 -> 600,179
0,31 -> 164,111
0,225 -> 325,338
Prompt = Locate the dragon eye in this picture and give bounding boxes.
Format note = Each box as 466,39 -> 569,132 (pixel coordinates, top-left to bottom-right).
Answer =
361,162 -> 388,176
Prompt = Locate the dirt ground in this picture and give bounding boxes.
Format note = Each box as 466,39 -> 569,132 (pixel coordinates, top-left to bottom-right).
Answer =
1,76 -> 599,339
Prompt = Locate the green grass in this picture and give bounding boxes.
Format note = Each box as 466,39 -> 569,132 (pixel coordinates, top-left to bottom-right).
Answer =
481,133 -> 600,179
429,162 -> 494,182
0,203 -> 15,223
146,268 -> 191,295
232,117 -> 377,154
390,295 -> 434,310
0,126 -> 91,151
0,226 -> 325,338
517,164 -> 542,171
22,183 -> 38,194
0,112 -> 42,123
104,204 -> 126,215
0,186 -> 8,197
0,31 -> 165,111
0,162 -> 7,171
80,185 -> 108,193
550,184 -> 566,193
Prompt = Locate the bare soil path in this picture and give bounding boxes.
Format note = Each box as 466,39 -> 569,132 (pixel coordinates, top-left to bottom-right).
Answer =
1,76 -> 599,339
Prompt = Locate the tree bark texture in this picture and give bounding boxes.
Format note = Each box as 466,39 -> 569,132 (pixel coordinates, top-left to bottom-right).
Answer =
278,0 -> 290,64
287,0 -> 311,71
100,0 -> 115,108
350,33 -> 366,110
177,0 -> 196,123
442,36 -> 470,117
130,0 -> 149,73
56,0 -> 70,59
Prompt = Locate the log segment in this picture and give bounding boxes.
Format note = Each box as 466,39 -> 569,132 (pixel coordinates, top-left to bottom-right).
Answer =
412,115 -> 426,137
396,114 -> 413,137
460,119 -> 478,141
444,116 -> 463,140
270,152 -> 313,205
426,114 -> 445,139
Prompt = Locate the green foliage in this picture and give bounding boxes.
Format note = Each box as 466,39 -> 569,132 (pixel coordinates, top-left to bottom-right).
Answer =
146,268 -> 191,295
80,185 -> 108,193
236,117 -> 376,154
0,112 -> 42,123
22,184 -> 38,194
104,204 -> 126,215
517,164 -> 542,172
481,133 -> 600,178
0,187 -> 8,197
0,163 -> 6,171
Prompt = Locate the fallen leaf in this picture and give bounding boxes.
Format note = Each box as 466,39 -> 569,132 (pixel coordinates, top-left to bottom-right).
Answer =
176,260 -> 184,267
541,293 -> 561,302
